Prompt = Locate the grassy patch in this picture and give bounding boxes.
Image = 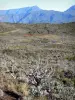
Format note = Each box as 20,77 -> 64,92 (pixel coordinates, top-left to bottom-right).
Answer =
0,32 -> 10,35
8,45 -> 26,50
55,69 -> 75,87
65,55 -> 75,61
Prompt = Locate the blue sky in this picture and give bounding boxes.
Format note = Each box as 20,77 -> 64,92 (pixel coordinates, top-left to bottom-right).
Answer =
0,0 -> 75,11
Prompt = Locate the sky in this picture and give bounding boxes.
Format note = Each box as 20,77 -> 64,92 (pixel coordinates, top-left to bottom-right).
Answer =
0,0 -> 75,11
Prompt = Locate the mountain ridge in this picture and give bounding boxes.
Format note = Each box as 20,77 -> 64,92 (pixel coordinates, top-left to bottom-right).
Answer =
0,5 -> 75,23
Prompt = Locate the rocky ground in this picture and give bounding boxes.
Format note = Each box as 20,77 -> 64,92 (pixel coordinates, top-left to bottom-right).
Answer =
0,22 -> 75,100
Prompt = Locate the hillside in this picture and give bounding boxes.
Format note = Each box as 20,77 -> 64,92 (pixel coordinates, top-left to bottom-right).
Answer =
0,22 -> 75,100
0,5 -> 75,24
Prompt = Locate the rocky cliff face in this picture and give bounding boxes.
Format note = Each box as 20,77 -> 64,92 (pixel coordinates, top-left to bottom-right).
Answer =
0,22 -> 75,100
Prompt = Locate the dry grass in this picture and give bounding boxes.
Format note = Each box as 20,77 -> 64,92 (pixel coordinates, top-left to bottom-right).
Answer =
17,83 -> 30,96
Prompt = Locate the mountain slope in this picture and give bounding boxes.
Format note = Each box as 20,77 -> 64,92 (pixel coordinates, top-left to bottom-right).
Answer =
0,5 -> 75,23
64,5 -> 75,16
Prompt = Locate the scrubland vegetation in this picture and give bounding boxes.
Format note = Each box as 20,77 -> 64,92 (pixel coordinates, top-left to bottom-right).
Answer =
0,22 -> 75,100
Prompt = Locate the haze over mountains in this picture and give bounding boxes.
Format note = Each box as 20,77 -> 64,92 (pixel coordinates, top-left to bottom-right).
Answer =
0,5 -> 75,24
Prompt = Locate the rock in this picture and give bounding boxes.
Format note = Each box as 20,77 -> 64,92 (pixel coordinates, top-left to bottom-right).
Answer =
0,89 -> 4,97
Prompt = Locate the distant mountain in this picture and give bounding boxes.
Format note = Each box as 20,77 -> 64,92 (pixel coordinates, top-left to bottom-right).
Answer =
64,5 -> 75,16
0,5 -> 75,24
